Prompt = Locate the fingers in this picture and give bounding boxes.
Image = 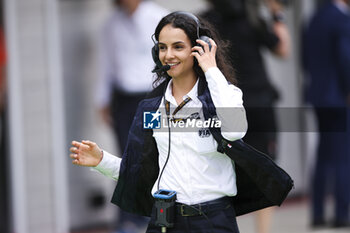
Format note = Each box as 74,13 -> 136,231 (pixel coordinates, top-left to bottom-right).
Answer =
72,159 -> 79,165
192,46 -> 204,55
71,140 -> 81,147
82,140 -> 96,148
72,140 -> 95,147
70,140 -> 87,166
191,38 -> 218,73
196,38 -> 217,53
70,139 -> 99,167
70,152 -> 80,165
191,51 -> 201,61
208,38 -> 217,54
70,153 -> 77,159
194,38 -> 217,56
196,39 -> 209,53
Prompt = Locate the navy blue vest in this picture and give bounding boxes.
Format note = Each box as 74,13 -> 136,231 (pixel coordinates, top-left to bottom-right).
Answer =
111,77 -> 293,216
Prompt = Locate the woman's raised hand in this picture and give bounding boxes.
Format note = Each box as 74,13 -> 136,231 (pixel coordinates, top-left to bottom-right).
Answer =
191,38 -> 217,73
69,140 -> 103,167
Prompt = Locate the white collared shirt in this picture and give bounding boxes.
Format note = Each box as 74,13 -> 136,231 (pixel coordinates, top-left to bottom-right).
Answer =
96,1 -> 168,107
95,67 -> 247,205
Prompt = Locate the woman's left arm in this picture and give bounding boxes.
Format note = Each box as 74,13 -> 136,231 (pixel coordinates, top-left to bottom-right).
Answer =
205,67 -> 247,141
192,38 -> 247,141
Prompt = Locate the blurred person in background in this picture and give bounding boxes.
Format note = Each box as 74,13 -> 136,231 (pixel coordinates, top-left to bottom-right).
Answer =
201,1 -> 290,233
96,0 -> 168,232
303,0 -> 350,228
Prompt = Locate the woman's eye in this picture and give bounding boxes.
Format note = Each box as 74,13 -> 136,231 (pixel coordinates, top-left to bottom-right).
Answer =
175,45 -> 183,50
159,46 -> 166,51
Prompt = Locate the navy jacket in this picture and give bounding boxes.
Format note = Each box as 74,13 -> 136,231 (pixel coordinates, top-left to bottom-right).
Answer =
304,2 -> 350,107
111,77 -> 293,216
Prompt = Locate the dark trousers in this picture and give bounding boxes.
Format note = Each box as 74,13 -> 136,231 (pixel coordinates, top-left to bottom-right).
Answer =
146,201 -> 240,233
110,90 -> 149,228
111,90 -> 147,153
312,108 -> 350,222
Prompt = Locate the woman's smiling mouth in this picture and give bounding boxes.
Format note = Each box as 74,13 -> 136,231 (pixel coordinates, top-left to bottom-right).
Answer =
167,62 -> 180,68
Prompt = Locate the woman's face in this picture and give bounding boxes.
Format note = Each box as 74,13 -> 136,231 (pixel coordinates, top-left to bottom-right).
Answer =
158,24 -> 195,79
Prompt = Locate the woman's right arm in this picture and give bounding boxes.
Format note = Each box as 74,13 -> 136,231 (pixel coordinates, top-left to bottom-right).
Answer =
70,140 -> 121,181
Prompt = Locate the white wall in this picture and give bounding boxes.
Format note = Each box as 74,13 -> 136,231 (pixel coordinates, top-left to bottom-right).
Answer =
5,0 -> 69,232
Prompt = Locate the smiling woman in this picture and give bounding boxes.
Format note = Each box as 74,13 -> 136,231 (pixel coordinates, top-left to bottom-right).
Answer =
70,11 -> 250,233
158,25 -> 197,104
152,12 -> 236,88
158,25 -> 195,80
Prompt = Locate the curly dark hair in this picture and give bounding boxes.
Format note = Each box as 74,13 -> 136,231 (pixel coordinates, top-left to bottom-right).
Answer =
152,11 -> 237,87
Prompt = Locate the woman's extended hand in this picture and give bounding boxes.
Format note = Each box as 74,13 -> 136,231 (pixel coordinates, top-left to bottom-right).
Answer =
191,38 -> 217,73
69,140 -> 103,167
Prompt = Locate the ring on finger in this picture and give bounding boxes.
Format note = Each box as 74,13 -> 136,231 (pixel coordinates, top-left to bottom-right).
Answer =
199,51 -> 204,56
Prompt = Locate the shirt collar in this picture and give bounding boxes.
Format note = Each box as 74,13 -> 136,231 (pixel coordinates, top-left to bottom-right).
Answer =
164,78 -> 200,106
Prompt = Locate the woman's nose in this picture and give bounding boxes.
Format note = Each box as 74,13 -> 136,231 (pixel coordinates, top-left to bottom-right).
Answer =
165,49 -> 174,59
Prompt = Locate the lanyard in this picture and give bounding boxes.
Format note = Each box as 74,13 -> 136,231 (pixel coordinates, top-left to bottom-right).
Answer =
165,97 -> 192,118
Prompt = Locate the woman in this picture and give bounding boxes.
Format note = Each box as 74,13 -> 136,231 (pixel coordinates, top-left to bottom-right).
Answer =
70,12 -> 247,233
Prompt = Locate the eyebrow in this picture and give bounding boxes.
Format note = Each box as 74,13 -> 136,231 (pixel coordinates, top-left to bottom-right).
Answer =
158,41 -> 185,46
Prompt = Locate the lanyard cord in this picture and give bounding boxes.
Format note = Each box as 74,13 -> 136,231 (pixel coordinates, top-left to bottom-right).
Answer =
157,97 -> 192,191
170,97 -> 192,116
157,96 -> 215,233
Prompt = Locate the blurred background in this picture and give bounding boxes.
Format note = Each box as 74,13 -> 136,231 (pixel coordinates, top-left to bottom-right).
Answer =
0,0 -> 349,233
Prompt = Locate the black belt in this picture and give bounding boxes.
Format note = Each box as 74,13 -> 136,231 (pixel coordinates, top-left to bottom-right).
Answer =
175,196 -> 232,217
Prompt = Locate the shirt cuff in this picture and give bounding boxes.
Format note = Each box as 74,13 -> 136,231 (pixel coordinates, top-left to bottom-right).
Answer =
93,150 -> 121,181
